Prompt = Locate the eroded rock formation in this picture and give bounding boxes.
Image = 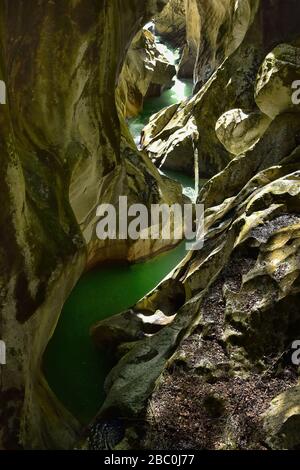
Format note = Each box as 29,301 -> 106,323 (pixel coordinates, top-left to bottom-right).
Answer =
1,0 -> 300,452
155,0 -> 186,47
117,29 -> 176,119
0,0 -> 183,450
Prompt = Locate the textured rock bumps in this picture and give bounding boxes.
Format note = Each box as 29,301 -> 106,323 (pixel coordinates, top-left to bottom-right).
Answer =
255,43 -> 300,119
215,109 -> 271,155
117,29 -> 176,118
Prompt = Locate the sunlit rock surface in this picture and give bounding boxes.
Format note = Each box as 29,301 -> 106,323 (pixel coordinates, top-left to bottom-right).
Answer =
155,0 -> 186,47
178,0 -> 257,81
142,112 -> 198,175
264,384 -> 300,449
215,108 -> 271,156
117,29 -> 176,119
1,0 -> 300,452
255,43 -> 300,119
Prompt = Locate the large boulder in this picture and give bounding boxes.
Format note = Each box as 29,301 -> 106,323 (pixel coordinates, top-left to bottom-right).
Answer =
215,108 -> 271,155
263,385 -> 300,450
255,43 -> 300,119
143,115 -> 198,175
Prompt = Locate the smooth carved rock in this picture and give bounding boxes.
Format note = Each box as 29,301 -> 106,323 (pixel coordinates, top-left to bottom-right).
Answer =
117,29 -> 176,118
89,141 -> 300,448
85,1 -> 300,441
255,43 -> 300,119
215,108 -> 271,155
143,0 -> 300,179
142,0 -> 265,178
143,116 -> 198,176
263,385 -> 300,450
179,0 -> 257,83
0,0 -> 173,450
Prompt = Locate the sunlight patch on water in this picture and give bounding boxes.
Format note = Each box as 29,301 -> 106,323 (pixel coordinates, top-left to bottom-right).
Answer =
127,27 -> 193,145
172,77 -> 191,101
156,40 -> 180,66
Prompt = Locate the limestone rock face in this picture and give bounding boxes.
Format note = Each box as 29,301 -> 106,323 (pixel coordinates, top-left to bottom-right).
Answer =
117,29 -> 176,118
177,0 -> 200,79
263,385 -> 300,450
194,0 -> 257,88
0,0 -> 178,450
255,43 -> 300,119
155,0 -> 186,47
142,0 -> 300,179
215,108 -> 271,156
2,0 -> 300,453
142,113 -> 198,175
142,0 -> 263,178
88,116 -> 300,449
178,0 -> 258,82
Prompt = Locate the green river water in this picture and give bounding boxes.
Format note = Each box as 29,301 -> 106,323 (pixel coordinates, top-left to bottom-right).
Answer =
44,33 -> 196,424
128,35 -> 193,147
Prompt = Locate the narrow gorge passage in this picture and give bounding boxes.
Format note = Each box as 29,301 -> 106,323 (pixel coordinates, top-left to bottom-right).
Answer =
43,24 -> 196,424
128,23 -> 197,200
128,23 -> 193,146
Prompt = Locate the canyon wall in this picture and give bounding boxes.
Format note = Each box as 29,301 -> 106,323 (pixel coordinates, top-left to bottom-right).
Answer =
0,0 -> 180,449
155,0 -> 186,47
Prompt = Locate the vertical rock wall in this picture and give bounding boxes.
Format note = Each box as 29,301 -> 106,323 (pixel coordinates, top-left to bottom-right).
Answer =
0,0 -> 175,449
